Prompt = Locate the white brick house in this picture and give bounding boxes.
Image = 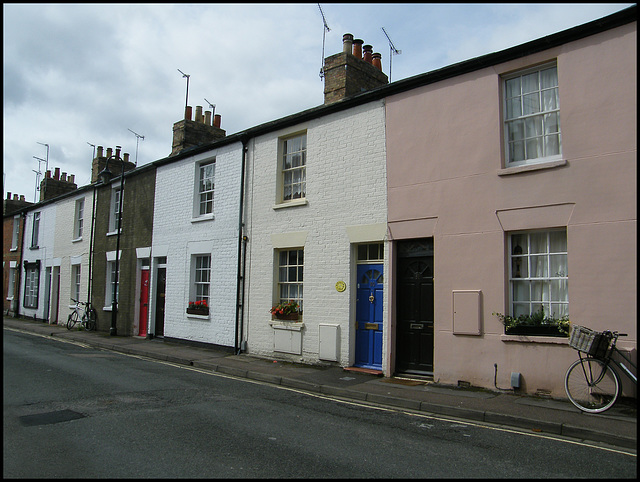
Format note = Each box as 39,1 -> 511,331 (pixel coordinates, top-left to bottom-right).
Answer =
242,100 -> 389,369
19,202 -> 57,322
150,141 -> 244,347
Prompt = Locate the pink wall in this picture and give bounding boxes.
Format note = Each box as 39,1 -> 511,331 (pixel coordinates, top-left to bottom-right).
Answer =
385,22 -> 636,396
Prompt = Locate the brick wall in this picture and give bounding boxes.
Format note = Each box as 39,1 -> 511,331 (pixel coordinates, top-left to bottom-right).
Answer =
243,100 -> 388,366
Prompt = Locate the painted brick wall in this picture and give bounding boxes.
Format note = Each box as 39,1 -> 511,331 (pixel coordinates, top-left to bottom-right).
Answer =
151,142 -> 243,346
243,100 -> 388,366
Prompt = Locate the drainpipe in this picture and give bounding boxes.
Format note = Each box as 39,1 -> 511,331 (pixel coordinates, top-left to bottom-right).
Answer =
87,183 -> 97,305
234,136 -> 249,354
14,211 -> 27,318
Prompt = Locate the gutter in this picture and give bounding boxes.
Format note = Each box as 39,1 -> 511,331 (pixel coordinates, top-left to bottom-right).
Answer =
234,136 -> 249,354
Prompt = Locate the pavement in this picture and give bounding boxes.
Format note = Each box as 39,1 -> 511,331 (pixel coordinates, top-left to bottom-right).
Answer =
4,316 -> 637,451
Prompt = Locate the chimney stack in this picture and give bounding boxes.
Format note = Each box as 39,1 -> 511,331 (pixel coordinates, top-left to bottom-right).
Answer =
323,33 -> 388,104
171,105 -> 226,156
90,146 -> 136,183
39,166 -> 78,201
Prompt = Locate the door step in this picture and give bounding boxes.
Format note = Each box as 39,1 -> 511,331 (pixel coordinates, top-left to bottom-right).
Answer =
344,366 -> 383,376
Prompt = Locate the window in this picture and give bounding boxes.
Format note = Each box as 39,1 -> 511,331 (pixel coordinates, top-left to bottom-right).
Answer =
109,188 -> 122,233
31,212 -> 40,248
74,198 -> 84,239
7,266 -> 17,300
276,249 -> 304,310
503,63 -> 561,166
71,264 -> 81,302
357,243 -> 384,263
106,261 -> 119,305
509,229 -> 568,319
197,160 -> 215,216
24,264 -> 40,308
193,255 -> 211,305
281,134 -> 306,201
11,216 -> 20,250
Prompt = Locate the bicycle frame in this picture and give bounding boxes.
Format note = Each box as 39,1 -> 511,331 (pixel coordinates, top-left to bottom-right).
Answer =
608,345 -> 637,385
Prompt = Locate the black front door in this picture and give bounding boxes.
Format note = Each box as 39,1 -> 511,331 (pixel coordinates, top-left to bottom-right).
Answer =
155,267 -> 166,337
395,239 -> 434,375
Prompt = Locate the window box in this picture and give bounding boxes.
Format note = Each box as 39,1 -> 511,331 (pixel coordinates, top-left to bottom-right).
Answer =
272,313 -> 300,321
505,324 -> 567,337
493,310 -> 569,337
186,307 -> 209,316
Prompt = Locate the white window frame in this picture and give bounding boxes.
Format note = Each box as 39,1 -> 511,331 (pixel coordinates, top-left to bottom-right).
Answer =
24,264 -> 39,309
195,160 -> 215,218
508,229 -> 568,320
108,187 -> 122,234
191,254 -> 211,305
7,265 -> 17,300
74,198 -> 84,240
31,212 -> 40,248
276,248 -> 304,311
279,132 -> 307,203
503,62 -> 561,167
71,263 -> 81,302
11,215 -> 20,251
104,252 -> 121,310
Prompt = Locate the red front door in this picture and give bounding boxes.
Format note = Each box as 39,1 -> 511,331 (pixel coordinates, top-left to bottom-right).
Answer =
138,270 -> 150,337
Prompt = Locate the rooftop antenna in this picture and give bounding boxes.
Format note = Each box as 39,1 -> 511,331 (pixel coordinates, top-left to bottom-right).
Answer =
87,142 -> 96,160
317,3 -> 331,79
177,68 -> 190,112
127,128 -> 145,166
382,27 -> 402,82
37,142 -> 49,176
32,170 -> 41,202
204,98 -> 216,118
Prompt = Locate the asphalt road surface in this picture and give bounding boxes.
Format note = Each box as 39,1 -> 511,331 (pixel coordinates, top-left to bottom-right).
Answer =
4,328 -> 637,478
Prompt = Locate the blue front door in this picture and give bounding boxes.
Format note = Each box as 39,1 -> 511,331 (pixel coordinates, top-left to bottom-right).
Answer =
355,264 -> 383,369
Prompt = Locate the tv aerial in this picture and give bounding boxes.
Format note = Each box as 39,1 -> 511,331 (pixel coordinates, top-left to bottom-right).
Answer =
317,4 -> 331,79
177,68 -> 190,111
204,98 -> 216,118
127,129 -> 145,166
382,27 -> 402,82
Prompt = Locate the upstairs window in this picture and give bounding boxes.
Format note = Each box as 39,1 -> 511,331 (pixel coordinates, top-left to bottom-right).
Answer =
109,188 -> 122,233
503,63 -> 561,167
31,212 -> 40,248
197,160 -> 215,216
74,198 -> 84,239
11,216 -> 20,250
281,133 -> 306,202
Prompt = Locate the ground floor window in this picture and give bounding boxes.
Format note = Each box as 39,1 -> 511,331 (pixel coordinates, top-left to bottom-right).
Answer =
193,255 -> 211,305
509,229 -> 568,319
71,264 -> 81,302
24,264 -> 39,308
276,248 -> 303,310
106,261 -> 119,305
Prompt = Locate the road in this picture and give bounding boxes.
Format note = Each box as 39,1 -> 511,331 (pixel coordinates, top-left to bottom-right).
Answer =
3,328 -> 637,478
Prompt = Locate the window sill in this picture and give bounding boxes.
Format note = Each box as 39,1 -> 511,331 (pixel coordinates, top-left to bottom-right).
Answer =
29,246 -> 39,250
500,334 -> 569,345
273,198 -> 308,210
498,159 -> 566,176
191,214 -> 215,224
10,247 -> 17,252
106,229 -> 122,237
270,320 -> 305,331
186,312 -> 210,320
102,306 -> 113,311
72,237 -> 83,243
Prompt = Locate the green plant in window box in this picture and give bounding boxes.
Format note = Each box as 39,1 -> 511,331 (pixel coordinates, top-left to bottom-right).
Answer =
187,300 -> 209,315
493,308 -> 569,337
270,301 -> 301,321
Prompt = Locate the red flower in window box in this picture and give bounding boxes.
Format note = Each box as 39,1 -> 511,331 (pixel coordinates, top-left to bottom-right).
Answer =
187,300 -> 209,315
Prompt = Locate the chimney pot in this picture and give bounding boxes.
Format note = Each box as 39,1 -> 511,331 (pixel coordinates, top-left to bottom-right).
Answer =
97,146 -> 104,158
343,33 -> 354,54
363,44 -> 373,63
115,146 -> 121,158
6,192 -> 11,200
353,39 -> 363,58
185,105 -> 192,121
20,195 -> 25,201
124,153 -> 130,163
214,114 -> 221,128
61,172 -> 67,182
69,174 -> 75,184
54,167 -> 60,180
195,106 -> 203,123
205,110 -> 212,126
46,170 -> 52,178
13,194 -> 18,200
372,52 -> 382,70
106,147 -> 113,158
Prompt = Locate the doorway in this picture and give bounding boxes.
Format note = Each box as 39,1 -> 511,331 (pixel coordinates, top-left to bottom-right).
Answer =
395,238 -> 434,375
138,266 -> 150,337
154,260 -> 166,337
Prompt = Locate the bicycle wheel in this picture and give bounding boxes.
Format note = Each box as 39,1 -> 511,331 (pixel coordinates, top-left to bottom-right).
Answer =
565,357 -> 620,413
85,308 -> 97,331
67,311 -> 79,330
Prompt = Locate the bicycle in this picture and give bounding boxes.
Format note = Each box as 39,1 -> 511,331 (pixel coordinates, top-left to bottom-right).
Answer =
564,324 -> 637,413
67,298 -> 97,331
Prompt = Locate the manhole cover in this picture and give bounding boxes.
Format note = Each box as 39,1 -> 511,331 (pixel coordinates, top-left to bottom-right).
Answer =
19,409 -> 86,427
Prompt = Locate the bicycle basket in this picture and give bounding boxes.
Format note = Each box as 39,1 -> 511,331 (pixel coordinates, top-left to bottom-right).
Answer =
568,325 -> 612,359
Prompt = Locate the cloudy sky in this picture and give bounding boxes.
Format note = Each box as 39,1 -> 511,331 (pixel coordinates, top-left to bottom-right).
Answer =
3,3 -> 633,202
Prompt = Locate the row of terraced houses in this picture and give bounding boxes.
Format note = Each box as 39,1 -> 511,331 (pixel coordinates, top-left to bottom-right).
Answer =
4,7 -> 636,399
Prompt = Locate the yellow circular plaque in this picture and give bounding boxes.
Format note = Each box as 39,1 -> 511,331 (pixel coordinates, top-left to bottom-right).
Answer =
335,281 -> 346,292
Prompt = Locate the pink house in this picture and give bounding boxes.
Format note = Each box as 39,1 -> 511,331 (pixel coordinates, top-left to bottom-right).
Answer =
384,8 -> 636,397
